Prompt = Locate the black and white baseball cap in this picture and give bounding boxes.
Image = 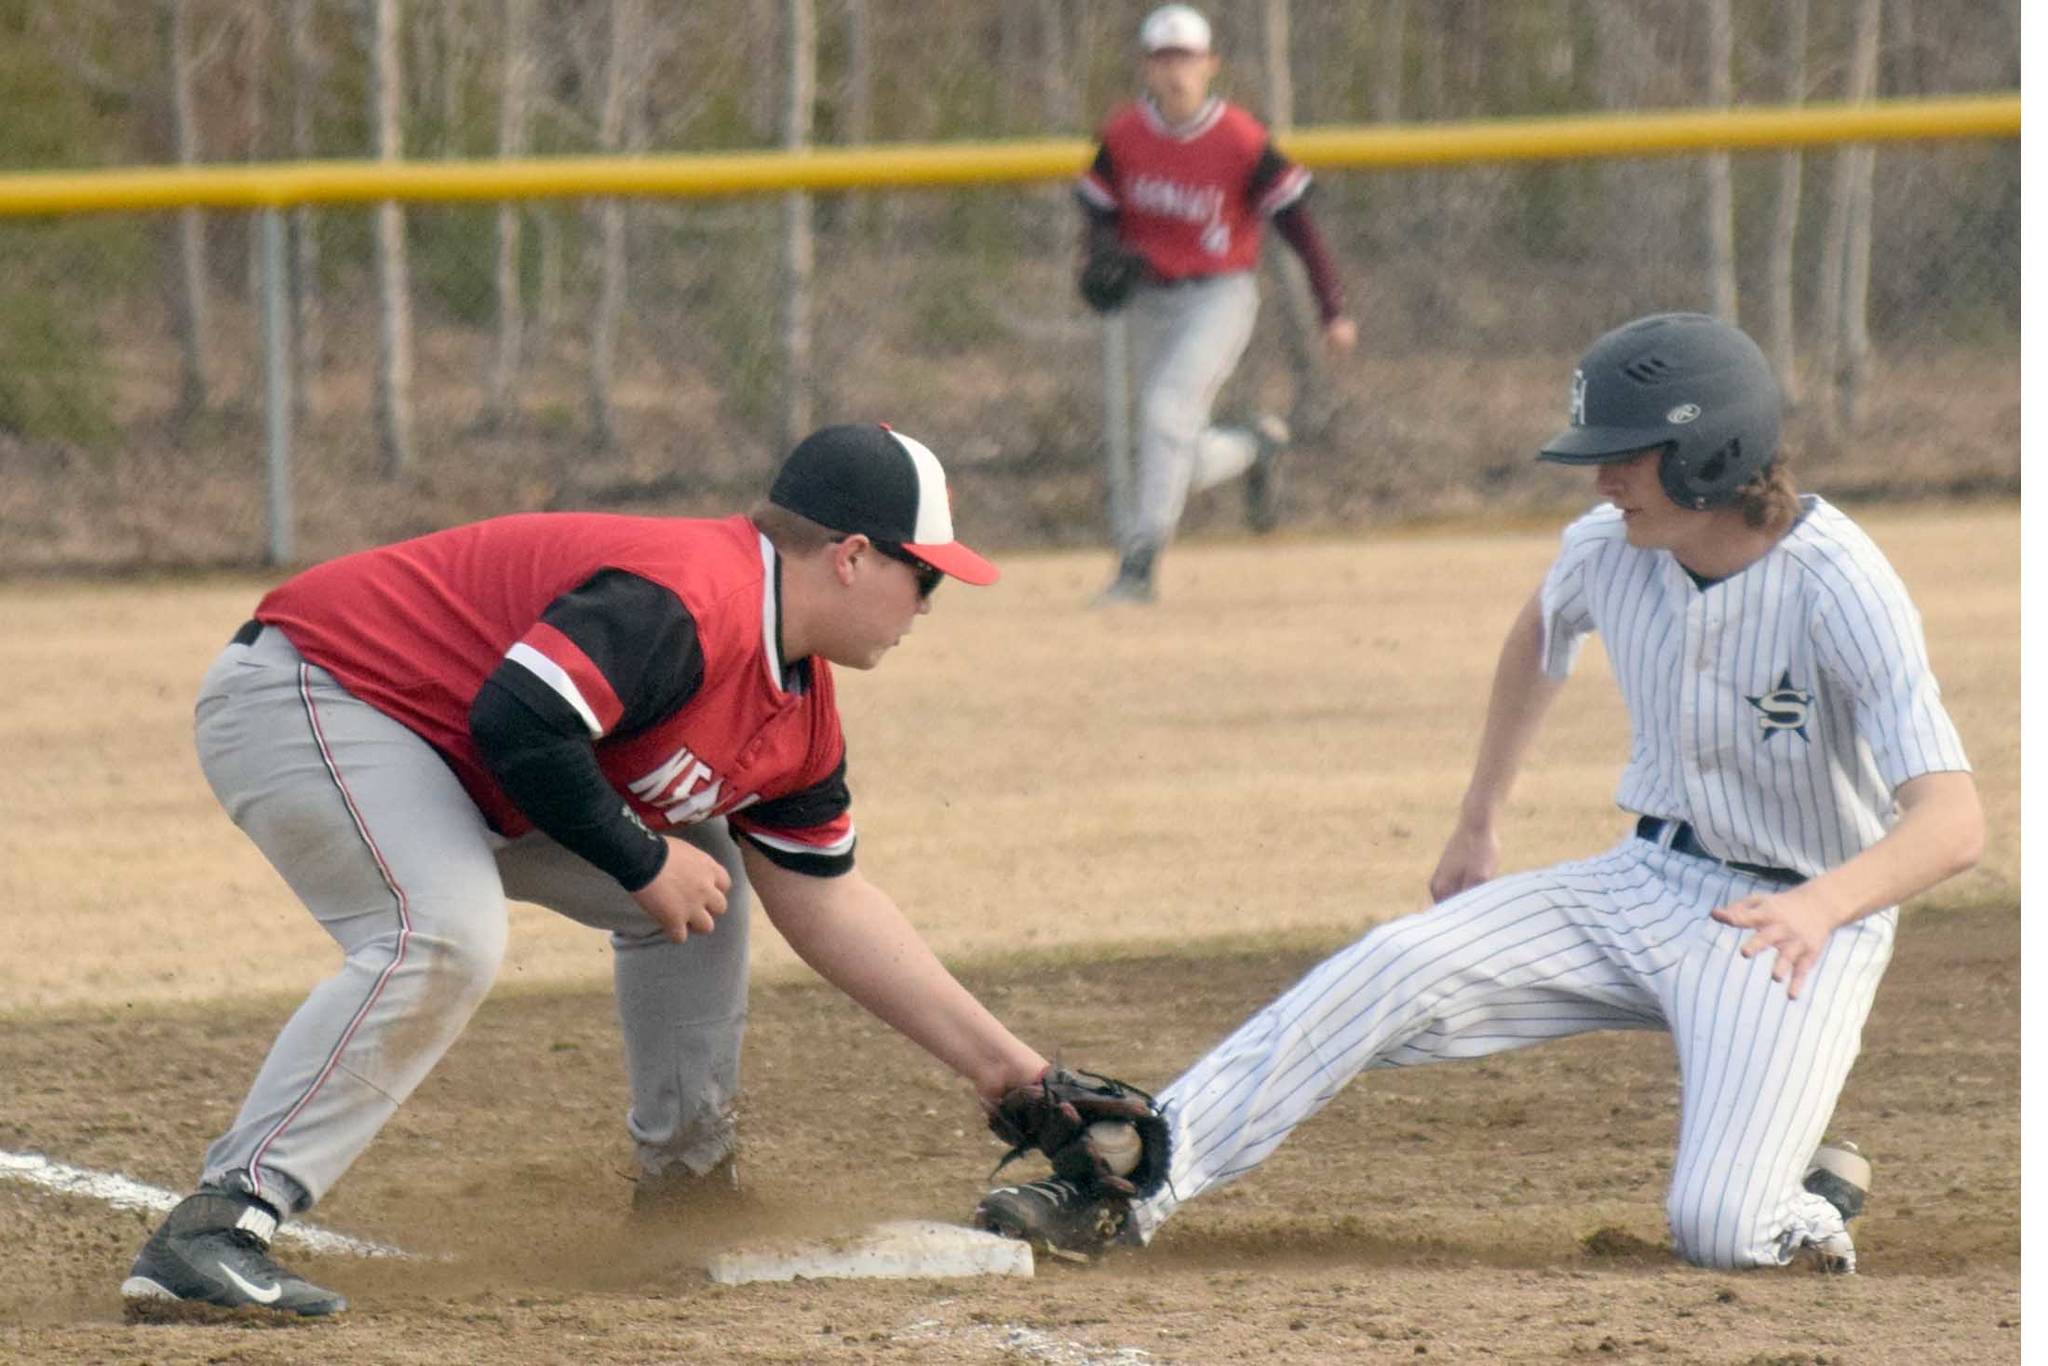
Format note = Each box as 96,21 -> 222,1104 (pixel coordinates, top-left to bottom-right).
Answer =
1141,4 -> 1211,54
768,423 -> 999,585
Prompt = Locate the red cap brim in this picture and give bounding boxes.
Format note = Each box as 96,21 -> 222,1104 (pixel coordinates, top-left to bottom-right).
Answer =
904,539 -> 1000,586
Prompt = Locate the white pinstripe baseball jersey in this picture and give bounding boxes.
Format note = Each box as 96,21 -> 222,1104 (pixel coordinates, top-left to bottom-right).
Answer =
1542,494 -> 1971,878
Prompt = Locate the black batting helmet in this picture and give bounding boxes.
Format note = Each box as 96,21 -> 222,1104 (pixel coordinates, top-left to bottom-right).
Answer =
1538,312 -> 1782,510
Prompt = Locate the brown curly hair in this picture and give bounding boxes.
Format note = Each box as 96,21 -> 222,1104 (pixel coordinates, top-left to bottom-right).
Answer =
1733,458 -> 1800,536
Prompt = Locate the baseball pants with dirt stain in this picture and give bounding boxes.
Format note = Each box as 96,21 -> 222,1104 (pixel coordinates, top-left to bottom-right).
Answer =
190,624 -> 749,1216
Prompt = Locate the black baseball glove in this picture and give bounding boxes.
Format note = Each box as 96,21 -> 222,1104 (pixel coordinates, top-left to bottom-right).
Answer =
1077,248 -> 1147,315
985,1065 -> 1171,1199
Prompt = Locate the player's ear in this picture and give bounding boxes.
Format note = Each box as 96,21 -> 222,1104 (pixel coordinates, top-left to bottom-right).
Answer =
828,534 -> 870,588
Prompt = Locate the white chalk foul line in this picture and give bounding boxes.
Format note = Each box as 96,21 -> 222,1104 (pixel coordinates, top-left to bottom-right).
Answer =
0,1150 -> 414,1259
899,1312 -> 1154,1365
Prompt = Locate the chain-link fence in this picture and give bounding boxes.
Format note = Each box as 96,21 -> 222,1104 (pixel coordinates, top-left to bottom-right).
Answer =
0,0 -> 2019,572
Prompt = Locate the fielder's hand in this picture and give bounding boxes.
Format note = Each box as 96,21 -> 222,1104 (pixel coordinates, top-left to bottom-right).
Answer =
1428,818 -> 1500,903
1323,316 -> 1358,353
631,837 -> 732,942
1710,883 -> 1849,1000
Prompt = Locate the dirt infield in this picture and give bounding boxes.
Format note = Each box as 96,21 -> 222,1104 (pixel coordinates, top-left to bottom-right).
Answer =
0,505 -> 2018,1362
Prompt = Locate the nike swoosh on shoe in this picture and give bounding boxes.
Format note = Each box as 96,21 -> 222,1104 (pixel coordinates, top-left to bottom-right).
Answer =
218,1262 -> 284,1304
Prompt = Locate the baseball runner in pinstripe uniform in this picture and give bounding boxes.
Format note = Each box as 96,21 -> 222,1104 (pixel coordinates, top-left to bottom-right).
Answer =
1080,5 -> 1355,605
977,314 -> 1984,1273
121,425 -> 1069,1317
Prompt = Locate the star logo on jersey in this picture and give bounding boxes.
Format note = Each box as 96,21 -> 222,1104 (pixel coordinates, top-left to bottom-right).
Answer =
1747,670 -> 1813,742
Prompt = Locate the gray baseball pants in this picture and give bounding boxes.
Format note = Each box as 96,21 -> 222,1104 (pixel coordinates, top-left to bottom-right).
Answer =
191,625 -> 749,1217
1118,270 -> 1263,555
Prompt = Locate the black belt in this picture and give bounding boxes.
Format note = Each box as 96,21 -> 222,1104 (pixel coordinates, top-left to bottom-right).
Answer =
231,618 -> 264,646
1635,816 -> 1805,886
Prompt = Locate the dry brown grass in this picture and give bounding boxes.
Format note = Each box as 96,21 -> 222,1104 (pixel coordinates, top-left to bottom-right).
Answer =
0,501 -> 2015,1013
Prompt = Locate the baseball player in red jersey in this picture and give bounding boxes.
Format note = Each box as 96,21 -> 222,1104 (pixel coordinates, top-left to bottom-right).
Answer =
1082,4 -> 1356,605
121,425 -> 1064,1318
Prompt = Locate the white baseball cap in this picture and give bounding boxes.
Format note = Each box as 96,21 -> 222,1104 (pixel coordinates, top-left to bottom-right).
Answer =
1140,4 -> 1211,55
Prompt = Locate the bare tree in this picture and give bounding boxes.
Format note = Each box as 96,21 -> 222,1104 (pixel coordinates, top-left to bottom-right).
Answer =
534,205 -> 564,359
241,3 -> 270,310
1371,0 -> 1405,124
777,0 -> 817,456
1814,0 -> 1881,442
161,0 -> 210,426
1036,0 -> 1077,132
746,0 -> 778,141
1704,0 -> 1737,321
368,0 -> 415,477
836,0 -> 876,238
287,0 -> 324,421
1765,0 -> 1808,405
1840,3 -> 1885,426
481,0 -> 533,432
841,0 -> 872,144
586,0 -> 647,453
1591,5 -> 1661,281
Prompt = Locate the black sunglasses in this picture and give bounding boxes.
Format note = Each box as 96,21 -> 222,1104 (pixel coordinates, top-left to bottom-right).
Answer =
869,540 -> 944,600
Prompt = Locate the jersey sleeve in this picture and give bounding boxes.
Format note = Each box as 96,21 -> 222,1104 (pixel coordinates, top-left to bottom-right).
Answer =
729,753 -> 857,877
468,570 -> 706,890
1809,557 -> 1971,791
1537,509 -> 1610,679
491,569 -> 704,738
1077,142 -> 1119,214
1246,141 -> 1311,217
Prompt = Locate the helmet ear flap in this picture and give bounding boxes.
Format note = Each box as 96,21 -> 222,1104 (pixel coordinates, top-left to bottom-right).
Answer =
1659,436 -> 1743,510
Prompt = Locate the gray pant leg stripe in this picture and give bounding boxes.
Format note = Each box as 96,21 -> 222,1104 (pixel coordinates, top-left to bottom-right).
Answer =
244,664 -> 416,1211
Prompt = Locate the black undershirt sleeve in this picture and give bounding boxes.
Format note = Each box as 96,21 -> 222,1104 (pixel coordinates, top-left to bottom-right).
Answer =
470,681 -> 670,890
468,569 -> 706,892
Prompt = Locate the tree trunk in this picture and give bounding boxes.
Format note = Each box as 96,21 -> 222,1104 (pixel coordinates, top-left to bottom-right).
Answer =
997,3 -> 1026,134
1840,0 -> 1885,428
242,3 -> 269,310
747,0 -> 778,142
586,0 -> 644,454
776,0 -> 816,457
287,0 -> 323,421
1035,0 -> 1075,132
1815,0 -> 1881,443
369,0 -> 415,478
1591,5 -> 1658,279
1256,0 -> 1325,437
1371,0 -> 1405,124
534,204 -> 562,359
1765,0 -> 1807,406
162,0 -> 209,427
481,0 -> 532,432
839,0 -> 874,236
1704,0 -> 1737,322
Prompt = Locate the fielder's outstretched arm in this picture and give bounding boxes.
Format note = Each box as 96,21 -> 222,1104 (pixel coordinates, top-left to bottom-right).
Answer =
1428,586 -> 1569,901
742,845 -> 1050,1102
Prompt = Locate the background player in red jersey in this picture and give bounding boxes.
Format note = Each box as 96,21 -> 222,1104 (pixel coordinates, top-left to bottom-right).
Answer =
1080,3 -> 1357,605
120,425 -> 1063,1318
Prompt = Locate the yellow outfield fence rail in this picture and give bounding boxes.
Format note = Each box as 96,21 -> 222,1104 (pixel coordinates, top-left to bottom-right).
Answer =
0,90 -> 2019,575
0,94 -> 2019,216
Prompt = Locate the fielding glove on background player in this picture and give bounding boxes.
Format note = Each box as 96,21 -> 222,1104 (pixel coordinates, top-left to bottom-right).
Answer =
1077,248 -> 1148,315
985,1065 -> 1171,1199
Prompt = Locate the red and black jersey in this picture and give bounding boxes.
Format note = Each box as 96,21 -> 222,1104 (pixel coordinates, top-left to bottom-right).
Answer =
255,512 -> 855,885
1077,97 -> 1310,280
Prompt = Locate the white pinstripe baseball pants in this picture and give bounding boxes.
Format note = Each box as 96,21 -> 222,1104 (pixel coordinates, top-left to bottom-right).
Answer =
1130,839 -> 1894,1268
